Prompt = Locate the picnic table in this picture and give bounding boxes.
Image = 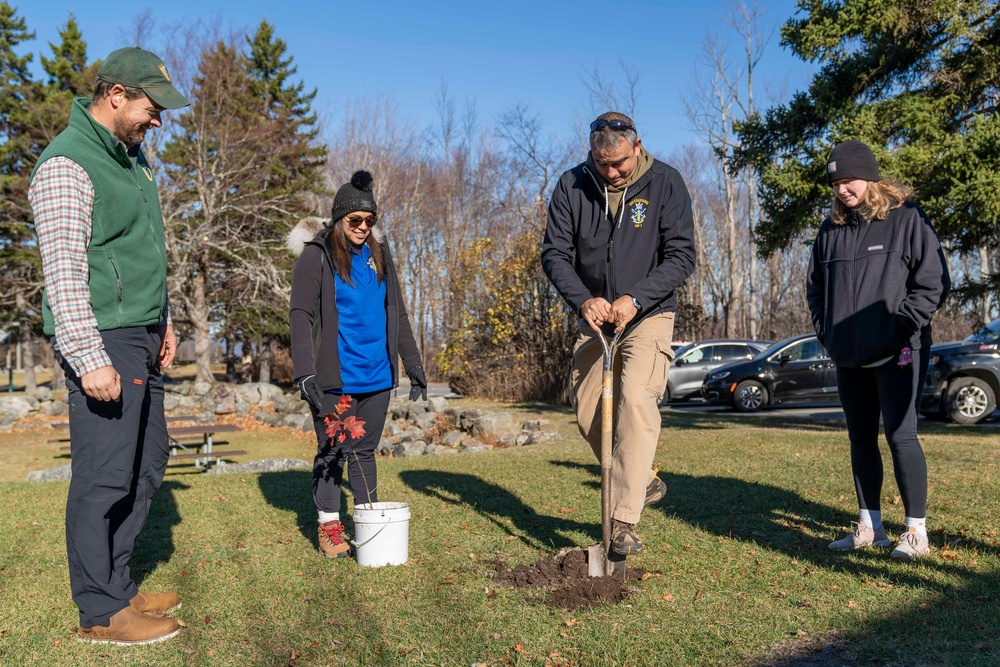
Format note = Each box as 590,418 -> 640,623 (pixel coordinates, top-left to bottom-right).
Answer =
50,421 -> 245,471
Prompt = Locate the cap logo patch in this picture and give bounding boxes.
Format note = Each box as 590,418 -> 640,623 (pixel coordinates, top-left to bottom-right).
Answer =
158,63 -> 171,82
828,161 -> 837,173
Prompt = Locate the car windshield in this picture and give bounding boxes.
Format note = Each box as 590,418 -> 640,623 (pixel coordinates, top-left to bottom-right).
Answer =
965,318 -> 1000,344
752,336 -> 800,361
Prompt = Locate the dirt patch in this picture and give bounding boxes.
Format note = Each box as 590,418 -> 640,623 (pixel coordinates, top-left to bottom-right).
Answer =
490,547 -> 649,609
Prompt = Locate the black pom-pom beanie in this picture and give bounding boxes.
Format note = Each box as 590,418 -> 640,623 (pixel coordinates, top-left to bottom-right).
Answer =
826,140 -> 880,185
330,170 -> 377,223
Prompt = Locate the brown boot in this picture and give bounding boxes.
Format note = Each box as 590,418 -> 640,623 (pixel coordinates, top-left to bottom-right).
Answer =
130,590 -> 182,614
318,520 -> 350,558
78,606 -> 181,645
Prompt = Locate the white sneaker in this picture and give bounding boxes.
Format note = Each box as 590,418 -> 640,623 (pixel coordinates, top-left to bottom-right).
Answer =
890,527 -> 930,560
828,522 -> 891,551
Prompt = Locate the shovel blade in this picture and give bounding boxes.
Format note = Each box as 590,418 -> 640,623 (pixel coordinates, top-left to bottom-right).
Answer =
586,543 -> 627,577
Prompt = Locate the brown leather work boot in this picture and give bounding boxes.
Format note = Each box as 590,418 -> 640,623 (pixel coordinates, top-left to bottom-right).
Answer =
130,590 -> 182,614
318,520 -> 351,558
78,606 -> 181,645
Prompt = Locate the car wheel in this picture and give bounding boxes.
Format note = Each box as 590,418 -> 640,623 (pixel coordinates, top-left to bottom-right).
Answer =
945,377 -> 996,425
733,380 -> 768,413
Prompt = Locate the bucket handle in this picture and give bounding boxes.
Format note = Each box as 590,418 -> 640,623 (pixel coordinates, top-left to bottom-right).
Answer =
350,518 -> 392,549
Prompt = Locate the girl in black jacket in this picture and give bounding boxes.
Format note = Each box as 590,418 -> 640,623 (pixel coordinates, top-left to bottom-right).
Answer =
806,140 -> 949,560
288,171 -> 426,559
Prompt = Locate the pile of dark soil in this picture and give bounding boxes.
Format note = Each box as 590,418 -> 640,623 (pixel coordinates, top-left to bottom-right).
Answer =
490,547 -> 649,609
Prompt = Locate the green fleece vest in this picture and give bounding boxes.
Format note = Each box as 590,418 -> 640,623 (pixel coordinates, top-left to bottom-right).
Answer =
33,97 -> 168,336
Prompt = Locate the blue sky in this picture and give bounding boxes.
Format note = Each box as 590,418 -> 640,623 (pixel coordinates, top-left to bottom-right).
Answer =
17,0 -> 816,158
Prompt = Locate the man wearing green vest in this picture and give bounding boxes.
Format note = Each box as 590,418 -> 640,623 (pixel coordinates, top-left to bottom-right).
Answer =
28,47 -> 189,646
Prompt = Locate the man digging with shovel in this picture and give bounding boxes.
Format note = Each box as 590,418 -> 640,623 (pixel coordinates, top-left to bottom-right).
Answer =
542,112 -> 695,566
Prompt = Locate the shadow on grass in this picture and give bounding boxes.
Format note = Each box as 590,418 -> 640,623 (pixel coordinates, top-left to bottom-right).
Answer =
257,470 -> 351,547
399,470 -> 598,550
554,459 -> 1000,665
129,479 -> 188,586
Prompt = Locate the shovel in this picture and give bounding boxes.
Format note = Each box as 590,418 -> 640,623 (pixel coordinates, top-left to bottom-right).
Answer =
587,327 -> 627,578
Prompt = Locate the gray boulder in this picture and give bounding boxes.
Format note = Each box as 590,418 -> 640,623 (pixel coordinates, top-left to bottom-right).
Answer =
43,400 -> 68,417
254,412 -> 280,426
458,409 -> 481,432
440,430 -> 464,447
27,463 -> 73,482
207,458 -> 311,475
192,381 -> 213,396
0,396 -> 35,421
163,393 -> 180,412
460,443 -> 494,453
427,396 -> 448,413
34,386 -> 53,401
414,411 -> 438,431
471,412 -> 514,437
214,395 -> 236,415
393,441 -> 427,457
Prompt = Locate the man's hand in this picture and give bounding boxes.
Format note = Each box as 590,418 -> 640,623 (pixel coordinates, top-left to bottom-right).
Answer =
82,365 -> 121,402
158,323 -> 176,367
609,295 -> 639,332
407,366 -> 428,402
581,297 -> 613,333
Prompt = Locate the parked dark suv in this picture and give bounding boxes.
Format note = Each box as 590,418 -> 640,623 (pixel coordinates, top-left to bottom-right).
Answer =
663,339 -> 771,403
920,318 -> 1000,424
700,334 -> 839,412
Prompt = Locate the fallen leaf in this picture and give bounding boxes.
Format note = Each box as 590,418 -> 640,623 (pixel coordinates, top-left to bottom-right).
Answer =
439,579 -> 455,585
892,495 -> 901,505
310,642 -> 320,649
492,633 -> 502,639
207,649 -> 217,657
694,588 -> 703,601
796,629 -> 808,637
940,549 -> 960,561
205,616 -> 212,624
514,642 -> 526,653
564,618 -> 577,626
797,600 -> 814,608
848,600 -> 857,609
662,593 -> 675,602
559,508 -> 574,514
919,603 -> 930,610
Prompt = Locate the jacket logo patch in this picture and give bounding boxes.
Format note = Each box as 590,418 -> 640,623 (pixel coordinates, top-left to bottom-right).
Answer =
827,160 -> 836,173
628,198 -> 649,228
141,165 -> 154,181
367,256 -> 376,272
867,245 -> 884,251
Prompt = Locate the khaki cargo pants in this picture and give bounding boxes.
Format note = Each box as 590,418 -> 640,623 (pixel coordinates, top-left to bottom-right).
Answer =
571,311 -> 674,524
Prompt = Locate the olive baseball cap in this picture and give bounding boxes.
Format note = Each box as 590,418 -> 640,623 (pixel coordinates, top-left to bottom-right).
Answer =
97,47 -> 190,109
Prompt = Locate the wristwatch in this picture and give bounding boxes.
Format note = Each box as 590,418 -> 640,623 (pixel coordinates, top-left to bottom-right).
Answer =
631,296 -> 641,311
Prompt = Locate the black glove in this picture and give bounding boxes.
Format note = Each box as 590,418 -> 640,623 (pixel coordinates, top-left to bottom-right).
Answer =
298,375 -> 324,412
407,366 -> 427,402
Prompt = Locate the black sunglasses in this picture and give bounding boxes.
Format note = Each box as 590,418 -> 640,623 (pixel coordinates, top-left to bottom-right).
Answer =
590,119 -> 635,133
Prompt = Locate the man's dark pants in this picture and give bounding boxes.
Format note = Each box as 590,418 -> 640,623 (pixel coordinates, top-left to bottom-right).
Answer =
58,326 -> 168,627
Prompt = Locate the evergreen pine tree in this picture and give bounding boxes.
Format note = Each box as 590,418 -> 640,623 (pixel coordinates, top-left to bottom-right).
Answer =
733,0 -> 1000,310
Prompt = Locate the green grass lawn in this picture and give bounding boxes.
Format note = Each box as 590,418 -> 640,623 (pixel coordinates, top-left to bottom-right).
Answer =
0,404 -> 997,666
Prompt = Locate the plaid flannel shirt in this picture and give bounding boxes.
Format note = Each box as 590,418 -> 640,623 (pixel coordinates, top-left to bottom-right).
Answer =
29,156 -> 170,377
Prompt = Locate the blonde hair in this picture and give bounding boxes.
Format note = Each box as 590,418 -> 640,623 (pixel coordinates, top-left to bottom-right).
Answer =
831,178 -> 915,225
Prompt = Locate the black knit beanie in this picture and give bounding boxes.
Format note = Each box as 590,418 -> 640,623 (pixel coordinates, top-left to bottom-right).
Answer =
826,140 -> 880,185
330,170 -> 377,223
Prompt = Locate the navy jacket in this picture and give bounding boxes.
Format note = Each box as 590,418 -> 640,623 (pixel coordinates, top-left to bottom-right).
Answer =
541,158 -> 696,326
806,202 -> 950,368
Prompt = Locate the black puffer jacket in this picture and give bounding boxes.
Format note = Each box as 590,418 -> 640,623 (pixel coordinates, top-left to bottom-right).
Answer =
289,221 -> 422,390
806,202 -> 950,368
541,158 -> 696,324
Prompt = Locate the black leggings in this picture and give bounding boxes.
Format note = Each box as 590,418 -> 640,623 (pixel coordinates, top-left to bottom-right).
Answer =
311,389 -> 391,514
835,348 -> 929,518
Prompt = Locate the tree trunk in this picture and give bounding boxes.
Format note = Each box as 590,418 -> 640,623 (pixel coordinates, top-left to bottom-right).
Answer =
192,266 -> 213,384
224,329 -> 239,382
258,337 -> 272,384
981,246 -> 992,324
51,360 -> 66,391
19,322 -> 36,394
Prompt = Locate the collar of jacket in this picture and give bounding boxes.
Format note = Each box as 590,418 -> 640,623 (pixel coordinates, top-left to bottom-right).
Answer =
68,97 -> 135,168
582,148 -> 659,198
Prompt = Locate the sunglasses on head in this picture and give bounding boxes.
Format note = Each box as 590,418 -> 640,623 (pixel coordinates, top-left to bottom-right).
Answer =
590,119 -> 635,133
345,215 -> 376,228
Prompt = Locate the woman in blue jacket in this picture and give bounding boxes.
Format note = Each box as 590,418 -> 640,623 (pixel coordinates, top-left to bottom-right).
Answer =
288,170 -> 426,559
806,140 -> 949,560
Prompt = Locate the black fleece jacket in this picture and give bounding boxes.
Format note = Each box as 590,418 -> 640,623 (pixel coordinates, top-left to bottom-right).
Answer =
541,158 -> 696,324
806,202 -> 950,368
289,230 -> 422,390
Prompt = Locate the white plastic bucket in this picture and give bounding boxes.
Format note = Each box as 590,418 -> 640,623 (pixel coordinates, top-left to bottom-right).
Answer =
352,502 -> 410,567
